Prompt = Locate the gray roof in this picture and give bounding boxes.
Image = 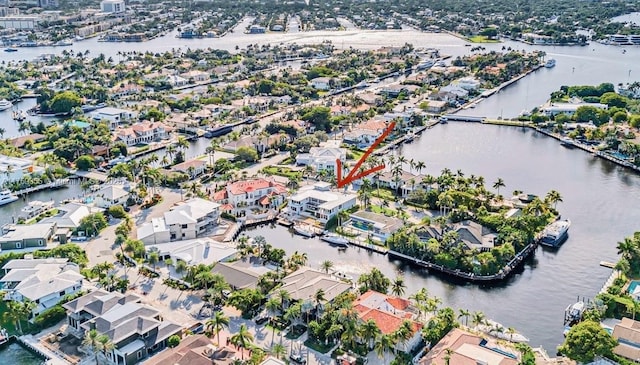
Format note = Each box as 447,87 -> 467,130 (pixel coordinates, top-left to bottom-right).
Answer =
211,262 -> 261,290
0,223 -> 55,243
1,259 -> 82,301
40,202 -> 103,229
63,290 -> 140,316
280,267 -> 352,303
2,258 -> 68,270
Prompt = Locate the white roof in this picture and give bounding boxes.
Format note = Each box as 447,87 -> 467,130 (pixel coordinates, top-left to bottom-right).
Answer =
41,202 -> 103,228
0,223 -> 54,242
146,238 -> 237,266
171,198 -> 220,220
91,107 -> 132,116
136,218 -> 169,240
289,185 -> 356,211
163,209 -> 197,225
94,185 -> 129,200
1,260 -> 82,301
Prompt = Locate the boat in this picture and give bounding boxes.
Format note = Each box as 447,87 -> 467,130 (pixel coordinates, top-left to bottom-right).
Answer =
292,225 -> 316,238
0,327 -> 10,348
539,219 -> 571,247
560,137 -> 574,147
12,109 -> 27,121
404,133 -> 415,143
321,233 -> 349,247
53,40 -> 73,47
476,319 -> 529,343
565,301 -> 585,324
4,48 -> 17,52
0,190 -> 18,206
0,99 -> 12,111
19,200 -> 55,220
544,59 -> 556,68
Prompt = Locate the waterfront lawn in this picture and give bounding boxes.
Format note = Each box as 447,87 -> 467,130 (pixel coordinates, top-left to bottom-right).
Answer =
467,35 -> 501,43
371,187 -> 397,201
370,205 -> 398,216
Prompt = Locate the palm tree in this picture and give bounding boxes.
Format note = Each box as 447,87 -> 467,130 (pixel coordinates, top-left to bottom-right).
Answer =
98,335 -> 115,361
230,324 -> 254,360
458,309 -> 470,327
3,301 -> 31,334
320,260 -> 333,274
265,297 -> 280,345
374,334 -> 395,363
206,311 -> 230,345
492,178 -> 505,195
471,311 -> 485,328
391,275 -> 406,296
545,190 -> 563,209
83,329 -> 110,364
271,343 -> 286,360
146,251 -> 159,271
444,348 -> 454,365
175,260 -> 188,278
360,319 -> 381,350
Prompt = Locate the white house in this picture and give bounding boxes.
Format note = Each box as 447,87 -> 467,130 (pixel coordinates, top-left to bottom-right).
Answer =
0,154 -> 40,186
1,258 -> 84,317
454,77 -> 481,91
113,121 -> 170,147
295,143 -> 347,174
100,0 -> 125,13
347,210 -> 404,242
212,178 -> 287,210
180,70 -> 210,83
171,159 -> 207,179
166,75 -> 189,87
310,77 -> 331,90
40,202 -> 104,230
90,107 -> 138,130
137,217 -> 171,245
145,238 -> 237,267
286,182 -> 357,224
161,198 -> 220,241
540,102 -> 608,117
92,185 -> 130,208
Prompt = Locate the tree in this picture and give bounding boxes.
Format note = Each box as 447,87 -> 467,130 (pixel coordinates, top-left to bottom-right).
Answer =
206,311 -> 230,346
391,275 -> 406,296
236,146 -> 259,162
271,343 -> 286,360
83,329 -> 111,365
492,178 -> 505,196
558,320 -> 617,363
358,268 -> 391,294
545,190 -> 563,209
301,106 -> 332,132
479,27 -> 498,39
168,335 -> 181,348
375,334 -> 395,363
458,309 -> 470,327
146,251 -> 159,271
3,300 -> 34,334
49,91 -> 82,114
360,319 -> 381,350
107,205 -> 127,219
75,155 -> 96,171
230,324 -> 254,360
78,213 -> 108,236
320,260 -> 333,274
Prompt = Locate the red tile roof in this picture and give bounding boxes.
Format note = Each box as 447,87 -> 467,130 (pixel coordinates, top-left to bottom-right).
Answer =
359,308 -> 422,335
226,179 -> 286,196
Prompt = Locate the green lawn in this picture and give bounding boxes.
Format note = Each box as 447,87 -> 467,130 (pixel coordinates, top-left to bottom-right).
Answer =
371,188 -> 397,201
262,166 -> 302,179
467,35 -> 501,43
304,338 -> 334,354
370,205 -> 398,216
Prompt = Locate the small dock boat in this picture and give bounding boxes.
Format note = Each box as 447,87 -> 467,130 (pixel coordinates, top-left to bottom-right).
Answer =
4,48 -> 17,52
564,301 -> 585,325
476,319 -> 529,343
293,225 -> 316,238
0,190 -> 18,206
321,233 -> 349,248
545,59 -> 556,68
0,99 -> 12,111
539,219 -> 571,247
560,137 -> 574,148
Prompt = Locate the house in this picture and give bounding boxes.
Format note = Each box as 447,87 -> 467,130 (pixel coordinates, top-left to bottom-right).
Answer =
286,182 -> 357,224
9,133 -> 46,148
113,121 -> 170,147
280,267 -> 352,303
310,77 -> 332,90
0,154 -> 40,186
141,335 -> 240,365
167,75 -> 189,87
438,85 -> 469,100
137,218 -> 171,245
180,70 -> 210,83
92,185 -> 130,209
164,198 -> 221,241
295,144 -> 347,174
64,290 -> 182,365
90,107 -> 138,130
249,25 -> 266,34
422,100 -> 447,113
40,202 -> 104,230
375,170 -> 423,194
454,77 -> 481,91
0,258 -> 84,317
146,238 -> 237,267
210,258 -> 272,290
347,211 -> 404,242
379,84 -> 408,98
357,92 -> 383,106
171,159 -> 207,179
353,290 -> 422,352
259,358 -> 287,365
452,220 -> 498,251
213,178 -> 287,210
419,328 -> 519,365
612,317 -> 640,361
0,223 -> 57,251
540,102 -> 608,117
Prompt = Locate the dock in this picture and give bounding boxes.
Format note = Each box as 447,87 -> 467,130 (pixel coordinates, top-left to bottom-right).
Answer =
600,261 -> 616,269
13,179 -> 69,196
347,238 -> 388,254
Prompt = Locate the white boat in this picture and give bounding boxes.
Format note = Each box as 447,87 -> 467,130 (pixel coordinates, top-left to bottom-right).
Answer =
321,233 -> 349,247
0,190 -> 18,206
477,319 -> 529,343
540,219 -> 571,247
0,99 -> 12,111
560,137 -> 574,147
19,200 -> 54,220
545,59 -> 556,68
293,225 -> 315,238
565,301 -> 585,323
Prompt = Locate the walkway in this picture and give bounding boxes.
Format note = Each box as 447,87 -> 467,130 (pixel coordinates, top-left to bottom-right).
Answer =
18,334 -> 70,365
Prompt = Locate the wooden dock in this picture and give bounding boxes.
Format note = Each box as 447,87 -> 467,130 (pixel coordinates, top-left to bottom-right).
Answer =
600,261 -> 616,269
347,239 -> 389,255
13,179 -> 69,196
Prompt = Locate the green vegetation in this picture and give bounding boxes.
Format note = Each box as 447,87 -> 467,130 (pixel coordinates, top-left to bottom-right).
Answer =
78,212 -> 108,237
558,321 -> 617,363
467,35 -> 501,43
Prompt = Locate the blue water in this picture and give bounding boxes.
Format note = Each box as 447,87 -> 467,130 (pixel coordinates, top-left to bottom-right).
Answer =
0,342 -> 45,365
628,280 -> 640,294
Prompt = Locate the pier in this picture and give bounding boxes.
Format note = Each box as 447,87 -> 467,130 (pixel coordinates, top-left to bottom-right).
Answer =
13,179 -> 69,196
347,238 -> 389,254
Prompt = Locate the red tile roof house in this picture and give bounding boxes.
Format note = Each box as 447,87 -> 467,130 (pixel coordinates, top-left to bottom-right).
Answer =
353,290 -> 423,353
212,178 -> 287,212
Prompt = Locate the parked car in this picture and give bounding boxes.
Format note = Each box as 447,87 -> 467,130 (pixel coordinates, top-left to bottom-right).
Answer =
289,353 -> 306,364
255,316 -> 269,325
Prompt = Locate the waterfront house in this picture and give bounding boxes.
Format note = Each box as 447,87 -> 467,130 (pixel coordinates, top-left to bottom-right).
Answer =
92,184 -> 130,209
0,222 -> 57,251
180,70 -> 210,83
171,159 -> 207,179
540,102 -> 608,117
166,75 -> 189,87
454,77 -> 481,91
453,220 -> 498,251
210,258 -> 273,290
141,335 -> 240,365
611,317 -> 640,362
0,257 -> 84,317
357,92 -> 384,106
113,121 -> 171,147
145,238 -> 237,267
279,267 -> 352,303
165,198 -> 220,241
295,143 -> 347,175
438,85 -> 469,100
418,328 -> 519,365
9,133 -> 46,149
353,290 -> 422,352
212,178 -> 287,211
285,182 -> 357,224
422,100 -> 447,113
310,77 -> 332,91
379,84 -> 408,98
40,202 -> 104,231
0,154 -> 40,186
347,210 -> 404,242
64,290 -> 182,365
90,107 -> 138,130
375,170 -> 423,194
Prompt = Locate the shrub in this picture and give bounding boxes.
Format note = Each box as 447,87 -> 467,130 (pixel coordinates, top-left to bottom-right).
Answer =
34,305 -> 67,329
107,205 -> 127,219
168,335 -> 181,348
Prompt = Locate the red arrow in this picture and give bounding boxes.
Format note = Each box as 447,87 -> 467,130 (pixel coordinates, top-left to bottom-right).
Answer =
336,121 -> 396,188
